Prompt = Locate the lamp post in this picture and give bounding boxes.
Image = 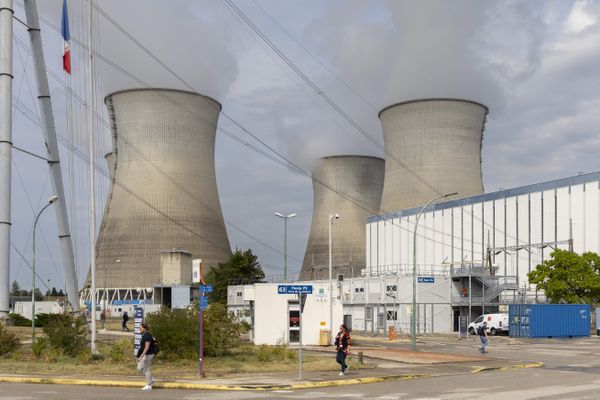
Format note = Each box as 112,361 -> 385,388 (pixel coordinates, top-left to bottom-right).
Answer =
328,213 -> 339,343
411,192 -> 457,351
32,195 -> 58,344
274,212 -> 298,282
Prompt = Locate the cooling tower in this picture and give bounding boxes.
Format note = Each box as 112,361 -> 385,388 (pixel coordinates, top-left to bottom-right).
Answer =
300,156 -> 385,280
379,99 -> 488,212
94,89 -> 231,288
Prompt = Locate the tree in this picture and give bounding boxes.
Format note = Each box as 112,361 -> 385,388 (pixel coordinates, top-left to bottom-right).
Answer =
51,287 -> 58,296
205,249 -> 265,304
10,280 -> 20,297
57,289 -> 65,297
528,249 -> 600,304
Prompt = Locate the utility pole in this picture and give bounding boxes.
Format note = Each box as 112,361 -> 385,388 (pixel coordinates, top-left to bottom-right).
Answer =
0,0 -> 13,319
23,0 -> 79,311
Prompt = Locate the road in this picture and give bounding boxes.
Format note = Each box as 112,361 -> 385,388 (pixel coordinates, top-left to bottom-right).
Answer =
1,337 -> 599,399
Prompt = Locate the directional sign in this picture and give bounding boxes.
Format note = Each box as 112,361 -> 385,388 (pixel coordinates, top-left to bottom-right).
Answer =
278,285 -> 313,294
199,296 -> 209,310
199,284 -> 213,293
418,277 -> 435,283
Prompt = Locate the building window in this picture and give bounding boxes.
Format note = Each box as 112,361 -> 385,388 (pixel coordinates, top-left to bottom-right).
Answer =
366,306 -> 373,320
386,285 -> 397,292
386,311 -> 397,321
354,287 -> 365,293
237,291 -> 242,297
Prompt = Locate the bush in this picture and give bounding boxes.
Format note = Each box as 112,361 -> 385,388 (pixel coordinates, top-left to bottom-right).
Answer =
42,313 -> 87,357
0,323 -> 19,356
145,302 -> 243,360
254,344 -> 296,362
32,337 -> 48,358
109,338 -> 131,362
9,313 -> 31,327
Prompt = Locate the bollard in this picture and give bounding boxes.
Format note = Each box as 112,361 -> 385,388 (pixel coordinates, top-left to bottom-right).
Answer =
358,351 -> 364,364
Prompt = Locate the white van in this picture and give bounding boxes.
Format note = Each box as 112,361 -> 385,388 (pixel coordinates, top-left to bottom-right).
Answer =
468,313 -> 508,336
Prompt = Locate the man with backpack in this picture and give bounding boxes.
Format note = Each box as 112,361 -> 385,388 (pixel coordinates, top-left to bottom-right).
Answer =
478,321 -> 489,353
136,323 -> 158,390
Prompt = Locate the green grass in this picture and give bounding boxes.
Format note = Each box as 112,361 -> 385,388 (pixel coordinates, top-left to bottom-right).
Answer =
0,338 -> 374,378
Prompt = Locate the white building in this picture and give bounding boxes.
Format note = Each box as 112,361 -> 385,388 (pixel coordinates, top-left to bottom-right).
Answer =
366,171 -> 600,324
13,301 -> 64,320
228,282 -> 343,345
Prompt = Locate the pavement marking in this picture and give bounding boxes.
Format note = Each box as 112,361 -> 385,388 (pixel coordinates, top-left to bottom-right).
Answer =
0,373 -> 429,391
470,361 -> 544,374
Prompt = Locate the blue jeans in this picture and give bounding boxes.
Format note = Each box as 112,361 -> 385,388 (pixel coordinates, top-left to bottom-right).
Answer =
480,336 -> 488,353
336,350 -> 347,372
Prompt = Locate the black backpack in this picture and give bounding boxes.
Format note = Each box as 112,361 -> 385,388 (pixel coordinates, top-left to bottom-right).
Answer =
477,325 -> 485,336
152,335 -> 159,354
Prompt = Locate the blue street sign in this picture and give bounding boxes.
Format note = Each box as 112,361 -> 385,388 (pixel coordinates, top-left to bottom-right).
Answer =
418,277 -> 435,283
199,284 -> 213,293
277,285 -> 313,294
199,296 -> 209,310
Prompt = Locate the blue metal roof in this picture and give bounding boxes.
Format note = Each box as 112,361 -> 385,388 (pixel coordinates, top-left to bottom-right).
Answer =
368,171 -> 600,223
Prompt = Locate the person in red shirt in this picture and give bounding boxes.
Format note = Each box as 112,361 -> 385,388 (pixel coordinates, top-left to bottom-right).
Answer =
334,324 -> 351,375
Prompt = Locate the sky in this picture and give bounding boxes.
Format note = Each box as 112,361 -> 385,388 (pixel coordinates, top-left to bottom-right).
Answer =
7,0 -> 600,291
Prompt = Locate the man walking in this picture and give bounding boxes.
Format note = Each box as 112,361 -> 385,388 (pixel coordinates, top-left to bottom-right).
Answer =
136,323 -> 156,390
478,321 -> 488,353
122,311 -> 129,332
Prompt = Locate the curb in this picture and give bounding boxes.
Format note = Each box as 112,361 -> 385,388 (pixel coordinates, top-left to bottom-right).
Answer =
0,374 -> 428,391
471,362 -> 544,374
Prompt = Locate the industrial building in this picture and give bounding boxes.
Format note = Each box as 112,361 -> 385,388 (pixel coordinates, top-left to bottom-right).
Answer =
378,99 -> 487,212
300,156 -> 385,280
82,89 -> 231,307
230,172 -> 600,337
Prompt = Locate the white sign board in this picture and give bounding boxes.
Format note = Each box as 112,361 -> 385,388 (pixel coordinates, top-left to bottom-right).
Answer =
192,258 -> 202,283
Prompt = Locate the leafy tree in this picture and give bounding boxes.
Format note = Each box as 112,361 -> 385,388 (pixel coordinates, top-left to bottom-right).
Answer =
42,313 -> 87,356
205,249 -> 265,304
10,280 -> 20,296
51,287 -> 58,296
528,249 -> 600,304
57,289 -> 65,297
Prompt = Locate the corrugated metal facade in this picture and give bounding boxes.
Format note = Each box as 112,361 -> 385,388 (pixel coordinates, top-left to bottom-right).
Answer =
366,172 -> 600,288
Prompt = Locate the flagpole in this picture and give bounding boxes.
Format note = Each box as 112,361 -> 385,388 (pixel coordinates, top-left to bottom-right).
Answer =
87,0 -> 97,354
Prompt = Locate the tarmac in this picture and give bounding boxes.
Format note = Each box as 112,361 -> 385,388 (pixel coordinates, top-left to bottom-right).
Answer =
0,333 -> 543,391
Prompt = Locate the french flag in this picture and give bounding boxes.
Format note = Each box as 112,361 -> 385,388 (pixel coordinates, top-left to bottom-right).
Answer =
61,0 -> 71,74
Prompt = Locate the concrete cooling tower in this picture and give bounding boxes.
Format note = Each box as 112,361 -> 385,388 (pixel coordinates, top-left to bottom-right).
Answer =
300,156 -> 385,280
379,99 -> 488,212
94,89 -> 231,288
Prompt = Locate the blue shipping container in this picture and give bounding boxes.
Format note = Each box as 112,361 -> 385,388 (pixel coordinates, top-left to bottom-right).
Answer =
509,304 -> 590,338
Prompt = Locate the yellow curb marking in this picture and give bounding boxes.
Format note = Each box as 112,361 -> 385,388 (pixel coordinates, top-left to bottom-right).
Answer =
471,362 -> 544,374
0,374 -> 428,391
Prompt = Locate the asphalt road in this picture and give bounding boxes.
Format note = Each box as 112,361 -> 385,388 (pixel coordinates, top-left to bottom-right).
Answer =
2,337 -> 599,399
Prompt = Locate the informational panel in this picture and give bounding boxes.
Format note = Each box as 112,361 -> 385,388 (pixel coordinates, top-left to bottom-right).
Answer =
192,259 -> 202,284
133,307 -> 144,356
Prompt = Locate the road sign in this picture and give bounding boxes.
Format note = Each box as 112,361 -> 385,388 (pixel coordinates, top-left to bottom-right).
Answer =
277,285 -> 313,294
133,307 -> 144,356
199,296 -> 209,310
199,284 -> 213,293
418,277 -> 435,283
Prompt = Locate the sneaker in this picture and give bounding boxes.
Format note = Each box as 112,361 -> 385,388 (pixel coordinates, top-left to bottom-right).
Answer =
338,372 -> 345,376
141,385 -> 152,391
344,366 -> 349,374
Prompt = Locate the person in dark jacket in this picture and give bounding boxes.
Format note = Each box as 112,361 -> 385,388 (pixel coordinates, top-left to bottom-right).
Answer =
122,311 -> 129,332
478,321 -> 489,353
136,323 -> 156,390
334,324 -> 351,375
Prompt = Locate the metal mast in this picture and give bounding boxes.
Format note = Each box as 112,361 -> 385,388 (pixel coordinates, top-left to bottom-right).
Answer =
0,0 -> 13,319
87,0 -> 97,353
23,0 -> 79,311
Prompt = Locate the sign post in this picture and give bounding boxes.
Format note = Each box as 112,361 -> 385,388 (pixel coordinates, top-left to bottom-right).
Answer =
198,284 -> 212,377
133,307 -> 144,356
278,285 -> 312,380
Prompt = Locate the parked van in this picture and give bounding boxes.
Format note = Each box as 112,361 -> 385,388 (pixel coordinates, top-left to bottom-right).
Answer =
468,313 -> 508,335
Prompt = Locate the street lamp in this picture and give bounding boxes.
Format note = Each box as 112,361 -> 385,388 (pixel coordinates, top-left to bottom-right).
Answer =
411,192 -> 457,351
328,213 -> 340,342
32,195 -> 58,344
274,212 -> 298,282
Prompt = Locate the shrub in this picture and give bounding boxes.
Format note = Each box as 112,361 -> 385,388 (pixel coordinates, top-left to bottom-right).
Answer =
145,302 -> 243,360
32,337 -> 48,358
109,338 -> 131,362
42,313 -> 87,357
8,313 -> 31,327
0,323 -> 19,356
254,344 -> 295,362
256,344 -> 272,362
